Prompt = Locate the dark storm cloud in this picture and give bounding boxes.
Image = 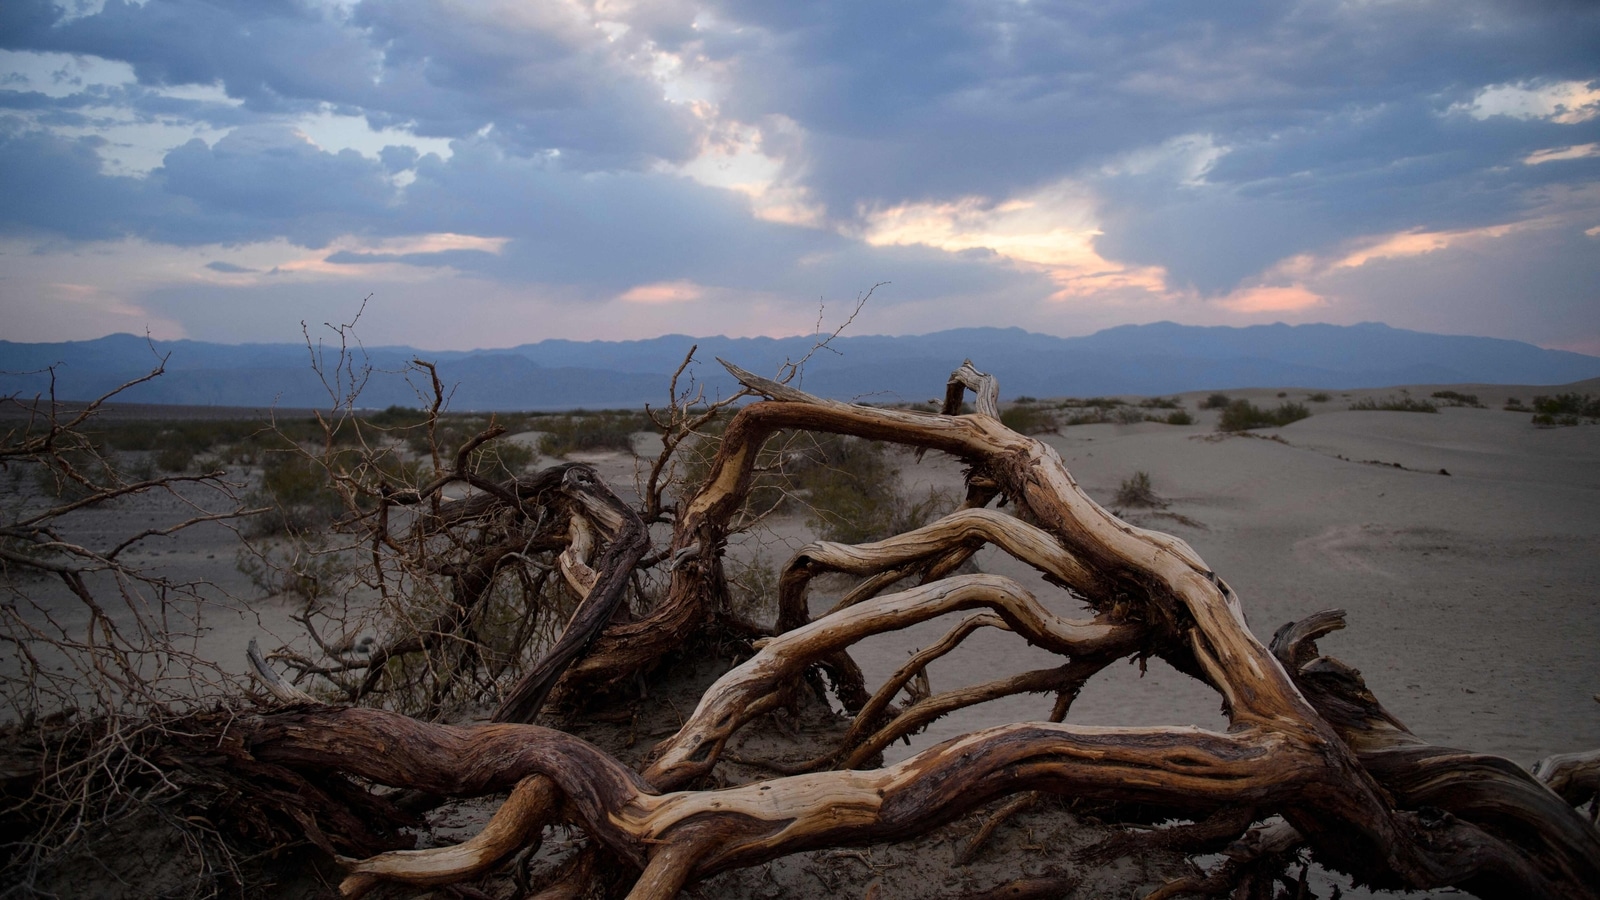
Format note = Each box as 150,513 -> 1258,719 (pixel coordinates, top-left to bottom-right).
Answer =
1096,102 -> 1600,291
2,0 -> 699,167
692,0 -> 1599,194
0,118 -> 161,239
0,119 -> 398,245
672,0 -> 1600,287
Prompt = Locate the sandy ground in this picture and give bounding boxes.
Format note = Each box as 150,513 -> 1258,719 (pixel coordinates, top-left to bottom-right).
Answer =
5,379 -> 1597,898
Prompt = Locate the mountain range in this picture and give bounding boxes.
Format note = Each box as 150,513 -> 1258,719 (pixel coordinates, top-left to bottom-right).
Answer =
3,322 -> 1598,411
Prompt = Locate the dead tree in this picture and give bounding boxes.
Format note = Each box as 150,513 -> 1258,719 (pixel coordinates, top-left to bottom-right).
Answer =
7,355 -> 1597,898
228,359 -> 1600,899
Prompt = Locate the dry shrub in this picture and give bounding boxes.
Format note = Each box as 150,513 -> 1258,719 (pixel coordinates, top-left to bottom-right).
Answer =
1112,471 -> 1164,508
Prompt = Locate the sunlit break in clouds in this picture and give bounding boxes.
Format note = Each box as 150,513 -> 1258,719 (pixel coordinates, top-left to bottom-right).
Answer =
0,0 -> 1596,350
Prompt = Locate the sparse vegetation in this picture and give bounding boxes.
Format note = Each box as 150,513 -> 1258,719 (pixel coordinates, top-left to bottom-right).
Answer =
247,450 -> 350,535
1199,393 -> 1232,410
1349,395 -> 1438,413
788,434 -> 953,544
1431,391 -> 1484,408
1112,471 -> 1164,508
1307,393 -> 1330,403
1138,396 -> 1182,409
1217,399 -> 1311,432
1530,393 -> 1600,427
535,409 -> 650,457
1000,403 -> 1058,434
1039,396 -> 1195,427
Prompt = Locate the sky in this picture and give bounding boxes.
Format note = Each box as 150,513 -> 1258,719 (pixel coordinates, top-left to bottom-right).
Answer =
1,0 -> 1598,353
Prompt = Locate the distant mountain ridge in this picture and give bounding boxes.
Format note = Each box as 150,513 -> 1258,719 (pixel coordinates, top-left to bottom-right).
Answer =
3,322 -> 1598,411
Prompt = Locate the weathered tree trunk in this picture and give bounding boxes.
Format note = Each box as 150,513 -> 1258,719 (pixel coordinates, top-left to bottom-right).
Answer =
494,466 -> 650,722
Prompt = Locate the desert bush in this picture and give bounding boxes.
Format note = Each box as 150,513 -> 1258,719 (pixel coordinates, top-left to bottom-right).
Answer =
1000,403 -> 1058,434
790,434 -> 952,544
1430,391 -> 1484,408
1138,397 -> 1181,409
1349,395 -> 1438,413
1307,393 -> 1330,403
247,450 -> 349,535
1528,394 -> 1600,426
1198,393 -> 1232,410
153,444 -> 196,472
1531,393 -> 1600,423
537,411 -> 649,457
1161,409 -> 1195,425
1061,397 -> 1121,410
469,439 -> 536,478
1113,471 -> 1163,508
1217,399 -> 1311,432
726,552 -> 781,623
1060,409 -> 1110,426
365,405 -> 430,428
1504,397 -> 1530,411
30,441 -> 121,499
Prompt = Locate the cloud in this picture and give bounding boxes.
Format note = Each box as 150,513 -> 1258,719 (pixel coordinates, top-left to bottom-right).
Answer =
1524,143 -> 1600,165
1456,80 -> 1600,125
1215,284 -> 1325,314
618,280 -> 705,304
204,260 -> 256,273
1,0 -> 1597,352
853,179 -> 1171,303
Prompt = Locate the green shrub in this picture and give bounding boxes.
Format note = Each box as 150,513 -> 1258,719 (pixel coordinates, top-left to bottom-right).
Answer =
1061,397 -> 1121,410
366,405 -> 430,428
153,444 -> 195,473
791,435 -> 929,543
1430,391 -> 1484,408
1060,409 -> 1110,426
537,411 -> 648,457
1307,393 -> 1330,403
1161,409 -> 1195,425
30,443 -> 121,499
1000,404 -> 1059,435
1532,393 -> 1600,418
471,440 -> 536,478
1349,396 -> 1438,413
1138,397 -> 1181,409
1198,393 -> 1232,410
1528,395 -> 1600,427
1217,400 -> 1311,432
248,451 -> 348,535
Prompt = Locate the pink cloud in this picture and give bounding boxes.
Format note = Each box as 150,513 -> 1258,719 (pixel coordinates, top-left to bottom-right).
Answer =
1216,284 -> 1325,313
618,280 -> 705,304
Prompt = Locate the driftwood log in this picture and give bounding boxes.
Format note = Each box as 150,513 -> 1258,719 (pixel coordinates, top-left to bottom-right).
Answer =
235,360 -> 1600,899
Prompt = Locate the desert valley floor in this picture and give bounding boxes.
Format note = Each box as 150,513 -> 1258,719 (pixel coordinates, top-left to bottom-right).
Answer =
7,378 -> 1598,899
